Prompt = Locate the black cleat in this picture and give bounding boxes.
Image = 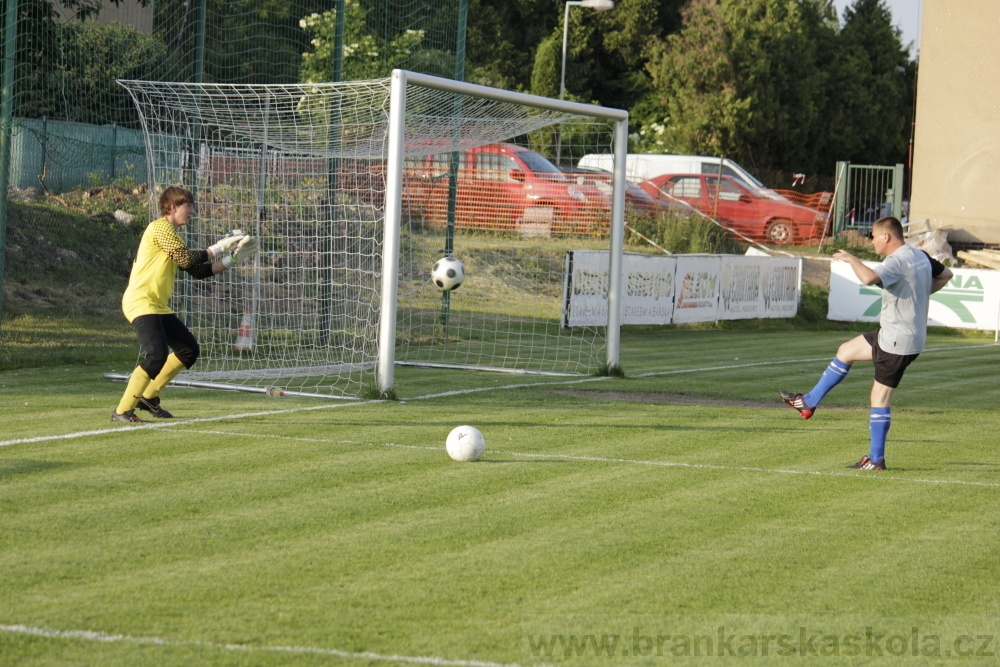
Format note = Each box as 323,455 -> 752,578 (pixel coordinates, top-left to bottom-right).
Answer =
111,409 -> 145,423
779,390 -> 815,419
847,456 -> 886,471
137,395 -> 174,418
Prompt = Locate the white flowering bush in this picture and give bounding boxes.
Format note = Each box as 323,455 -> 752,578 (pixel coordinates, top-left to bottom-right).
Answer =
299,0 -> 426,83
629,120 -> 673,153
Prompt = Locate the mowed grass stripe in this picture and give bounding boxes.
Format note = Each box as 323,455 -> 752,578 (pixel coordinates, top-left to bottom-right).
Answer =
3,426 -> 996,657
1,330 -> 997,665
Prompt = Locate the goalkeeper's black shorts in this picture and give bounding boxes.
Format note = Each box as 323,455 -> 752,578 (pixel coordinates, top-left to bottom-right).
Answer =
133,313 -> 200,377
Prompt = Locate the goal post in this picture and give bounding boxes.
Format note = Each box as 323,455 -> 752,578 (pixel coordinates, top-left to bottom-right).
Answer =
377,69 -> 628,391
118,71 -> 628,398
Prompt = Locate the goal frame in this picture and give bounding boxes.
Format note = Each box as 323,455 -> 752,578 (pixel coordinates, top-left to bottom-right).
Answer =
377,69 -> 629,391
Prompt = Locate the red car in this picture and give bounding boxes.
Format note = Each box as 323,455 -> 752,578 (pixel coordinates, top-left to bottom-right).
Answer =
560,166 -> 688,219
403,143 -> 608,234
639,173 -> 828,245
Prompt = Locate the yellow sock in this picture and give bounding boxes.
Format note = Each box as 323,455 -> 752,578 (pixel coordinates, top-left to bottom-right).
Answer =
116,367 -> 151,414
142,353 -> 186,399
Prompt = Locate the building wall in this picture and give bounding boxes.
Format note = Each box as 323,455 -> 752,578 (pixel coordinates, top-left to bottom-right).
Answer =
910,0 -> 1000,245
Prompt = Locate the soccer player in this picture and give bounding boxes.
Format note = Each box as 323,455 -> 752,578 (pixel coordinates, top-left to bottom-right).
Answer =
779,216 -> 953,470
112,186 -> 258,422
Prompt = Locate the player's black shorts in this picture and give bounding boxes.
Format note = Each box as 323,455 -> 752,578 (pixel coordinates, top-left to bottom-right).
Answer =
133,313 -> 200,377
863,329 -> 918,388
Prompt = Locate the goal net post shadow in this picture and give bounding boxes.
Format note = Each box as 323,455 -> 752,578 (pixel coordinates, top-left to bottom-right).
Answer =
118,70 -> 628,398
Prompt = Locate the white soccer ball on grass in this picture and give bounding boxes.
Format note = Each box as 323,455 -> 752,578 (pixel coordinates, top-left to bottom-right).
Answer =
446,425 -> 485,462
432,256 -> 465,291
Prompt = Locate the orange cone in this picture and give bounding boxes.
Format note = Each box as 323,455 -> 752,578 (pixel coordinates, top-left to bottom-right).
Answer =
235,306 -> 254,351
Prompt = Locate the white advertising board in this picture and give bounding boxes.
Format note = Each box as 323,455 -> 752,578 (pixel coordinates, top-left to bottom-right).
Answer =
622,253 -> 676,325
563,250 -> 609,327
828,261 -> 1000,331
564,251 -> 800,327
672,255 -> 721,323
719,256 -> 802,320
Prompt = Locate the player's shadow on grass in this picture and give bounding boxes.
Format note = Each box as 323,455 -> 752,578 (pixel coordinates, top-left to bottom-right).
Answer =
0,460 -> 69,477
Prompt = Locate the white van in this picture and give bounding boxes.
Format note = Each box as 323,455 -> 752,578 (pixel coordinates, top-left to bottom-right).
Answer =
577,153 -> 771,194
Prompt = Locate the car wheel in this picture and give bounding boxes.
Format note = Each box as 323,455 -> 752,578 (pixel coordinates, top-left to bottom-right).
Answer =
766,218 -> 794,246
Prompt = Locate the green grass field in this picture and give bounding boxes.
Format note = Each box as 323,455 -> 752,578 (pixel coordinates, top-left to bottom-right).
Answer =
2,328 -> 998,665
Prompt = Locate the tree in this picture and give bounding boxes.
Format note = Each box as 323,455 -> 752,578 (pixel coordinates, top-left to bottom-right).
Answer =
641,0 -> 835,173
637,0 -> 913,182
151,0 -> 332,85
466,0 -> 565,91
526,0 -> 681,110
529,32 -> 562,100
299,0 -> 441,82
10,0 -> 166,123
469,0 -> 682,105
638,0 -> 756,160
822,0 -> 914,166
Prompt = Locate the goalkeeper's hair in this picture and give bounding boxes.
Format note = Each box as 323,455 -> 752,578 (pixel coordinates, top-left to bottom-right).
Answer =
159,186 -> 194,216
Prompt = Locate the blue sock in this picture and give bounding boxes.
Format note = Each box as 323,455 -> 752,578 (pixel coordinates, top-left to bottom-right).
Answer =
869,408 -> 891,462
802,357 -> 852,407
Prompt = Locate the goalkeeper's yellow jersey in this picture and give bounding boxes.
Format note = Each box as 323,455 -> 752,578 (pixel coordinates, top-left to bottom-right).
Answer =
121,217 -> 210,322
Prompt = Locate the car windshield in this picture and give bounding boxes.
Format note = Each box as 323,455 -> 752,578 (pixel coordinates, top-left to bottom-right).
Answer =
732,168 -> 765,189
518,150 -> 566,178
726,175 -> 755,191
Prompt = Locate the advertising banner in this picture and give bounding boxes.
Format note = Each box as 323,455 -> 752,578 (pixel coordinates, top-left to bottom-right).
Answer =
828,262 -> 1000,331
564,252 -> 801,327
672,256 -> 722,324
762,258 -> 803,319
717,256 -> 801,320
622,253 -> 676,325
563,250 -> 610,327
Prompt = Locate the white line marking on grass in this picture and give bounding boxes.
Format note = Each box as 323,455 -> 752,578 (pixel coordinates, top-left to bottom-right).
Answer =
147,430 -> 1000,489
489,449 -> 1000,488
0,401 -> 384,448
0,624 -> 519,667
631,357 -> 831,377
341,441 -> 1000,489
631,343 -> 999,378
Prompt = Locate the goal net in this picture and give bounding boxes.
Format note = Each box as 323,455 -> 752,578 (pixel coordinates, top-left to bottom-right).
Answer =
119,71 -> 627,398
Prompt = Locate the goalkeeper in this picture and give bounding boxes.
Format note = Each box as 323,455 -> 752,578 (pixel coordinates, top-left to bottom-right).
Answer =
112,186 -> 258,422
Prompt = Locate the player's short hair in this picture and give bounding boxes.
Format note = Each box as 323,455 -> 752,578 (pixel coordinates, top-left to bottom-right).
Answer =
872,216 -> 904,240
159,186 -> 194,216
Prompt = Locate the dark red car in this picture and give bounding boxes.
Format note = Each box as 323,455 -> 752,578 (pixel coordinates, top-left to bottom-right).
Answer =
403,143 -> 609,234
639,173 -> 828,245
560,166 -> 688,219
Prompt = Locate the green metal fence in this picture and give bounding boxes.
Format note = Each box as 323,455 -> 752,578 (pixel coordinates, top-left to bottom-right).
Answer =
831,161 -> 905,236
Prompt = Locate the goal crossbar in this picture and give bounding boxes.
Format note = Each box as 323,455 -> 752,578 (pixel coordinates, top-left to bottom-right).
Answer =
377,70 -> 628,390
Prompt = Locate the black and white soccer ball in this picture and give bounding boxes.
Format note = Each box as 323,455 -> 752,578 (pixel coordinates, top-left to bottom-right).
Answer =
431,256 -> 465,291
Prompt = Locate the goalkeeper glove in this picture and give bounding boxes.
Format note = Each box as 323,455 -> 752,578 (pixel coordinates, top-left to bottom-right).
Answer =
221,235 -> 259,269
208,229 -> 247,258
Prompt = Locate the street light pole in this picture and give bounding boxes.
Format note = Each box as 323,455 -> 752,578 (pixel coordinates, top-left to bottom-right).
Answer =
556,0 -> 614,165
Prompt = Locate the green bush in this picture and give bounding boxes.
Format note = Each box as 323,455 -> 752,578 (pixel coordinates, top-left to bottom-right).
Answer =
16,19 -> 171,125
626,211 -> 746,255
